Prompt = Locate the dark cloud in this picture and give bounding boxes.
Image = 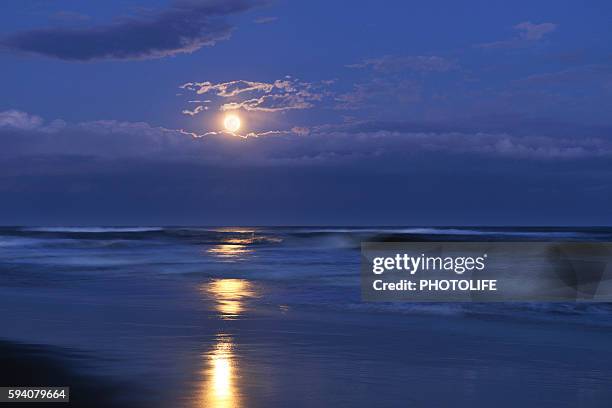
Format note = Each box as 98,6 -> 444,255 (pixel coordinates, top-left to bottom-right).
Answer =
1,0 -> 261,61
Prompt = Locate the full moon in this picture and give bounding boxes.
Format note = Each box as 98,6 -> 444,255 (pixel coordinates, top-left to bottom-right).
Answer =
223,114 -> 241,133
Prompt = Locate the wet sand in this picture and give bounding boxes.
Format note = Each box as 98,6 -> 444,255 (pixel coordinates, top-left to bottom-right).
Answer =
0,340 -> 149,408
2,290 -> 612,408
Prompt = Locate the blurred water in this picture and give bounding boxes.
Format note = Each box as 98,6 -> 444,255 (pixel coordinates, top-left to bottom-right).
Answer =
2,226 -> 612,325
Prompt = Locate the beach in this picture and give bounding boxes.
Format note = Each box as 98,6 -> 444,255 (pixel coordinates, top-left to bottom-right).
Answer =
1,227 -> 612,407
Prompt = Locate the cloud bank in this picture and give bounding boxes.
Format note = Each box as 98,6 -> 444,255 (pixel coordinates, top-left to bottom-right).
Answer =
2,110 -> 610,165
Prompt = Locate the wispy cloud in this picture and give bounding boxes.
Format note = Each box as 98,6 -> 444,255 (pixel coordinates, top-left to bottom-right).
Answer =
220,92 -> 316,112
1,0 -> 262,61
180,77 -> 328,113
477,21 -> 557,49
335,79 -> 421,110
181,105 -> 208,116
0,110 -> 45,130
180,79 -> 288,97
0,110 -> 65,132
253,16 -> 277,24
50,11 -> 91,23
347,55 -> 455,73
178,126 -> 307,139
177,77 -> 330,137
515,22 -> 557,40
514,64 -> 612,87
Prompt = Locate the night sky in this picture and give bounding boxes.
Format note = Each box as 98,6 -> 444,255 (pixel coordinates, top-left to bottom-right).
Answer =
1,0 -> 611,225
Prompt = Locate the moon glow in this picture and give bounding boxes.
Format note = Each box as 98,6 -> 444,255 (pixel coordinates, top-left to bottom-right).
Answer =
223,114 -> 241,133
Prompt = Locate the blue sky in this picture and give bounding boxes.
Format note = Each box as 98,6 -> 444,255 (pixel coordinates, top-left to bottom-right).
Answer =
1,0 -> 611,225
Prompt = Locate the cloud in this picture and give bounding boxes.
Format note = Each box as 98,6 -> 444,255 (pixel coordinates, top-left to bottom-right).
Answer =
347,55 -> 455,73
336,115 -> 612,139
2,110 -> 610,165
0,113 -> 197,161
515,22 -> 557,41
180,77 -> 328,113
0,110 -> 65,132
182,105 -> 208,116
220,93 -> 316,112
3,112 -> 609,225
0,110 -> 45,130
254,16 -> 277,24
180,79 -> 282,96
313,120 -> 612,160
514,64 -> 612,87
477,21 -> 557,49
335,79 -> 421,110
178,127 -> 305,139
51,11 -> 91,23
1,0 -> 261,61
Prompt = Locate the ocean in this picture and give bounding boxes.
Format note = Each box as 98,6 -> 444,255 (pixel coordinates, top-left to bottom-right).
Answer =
1,227 -> 612,407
